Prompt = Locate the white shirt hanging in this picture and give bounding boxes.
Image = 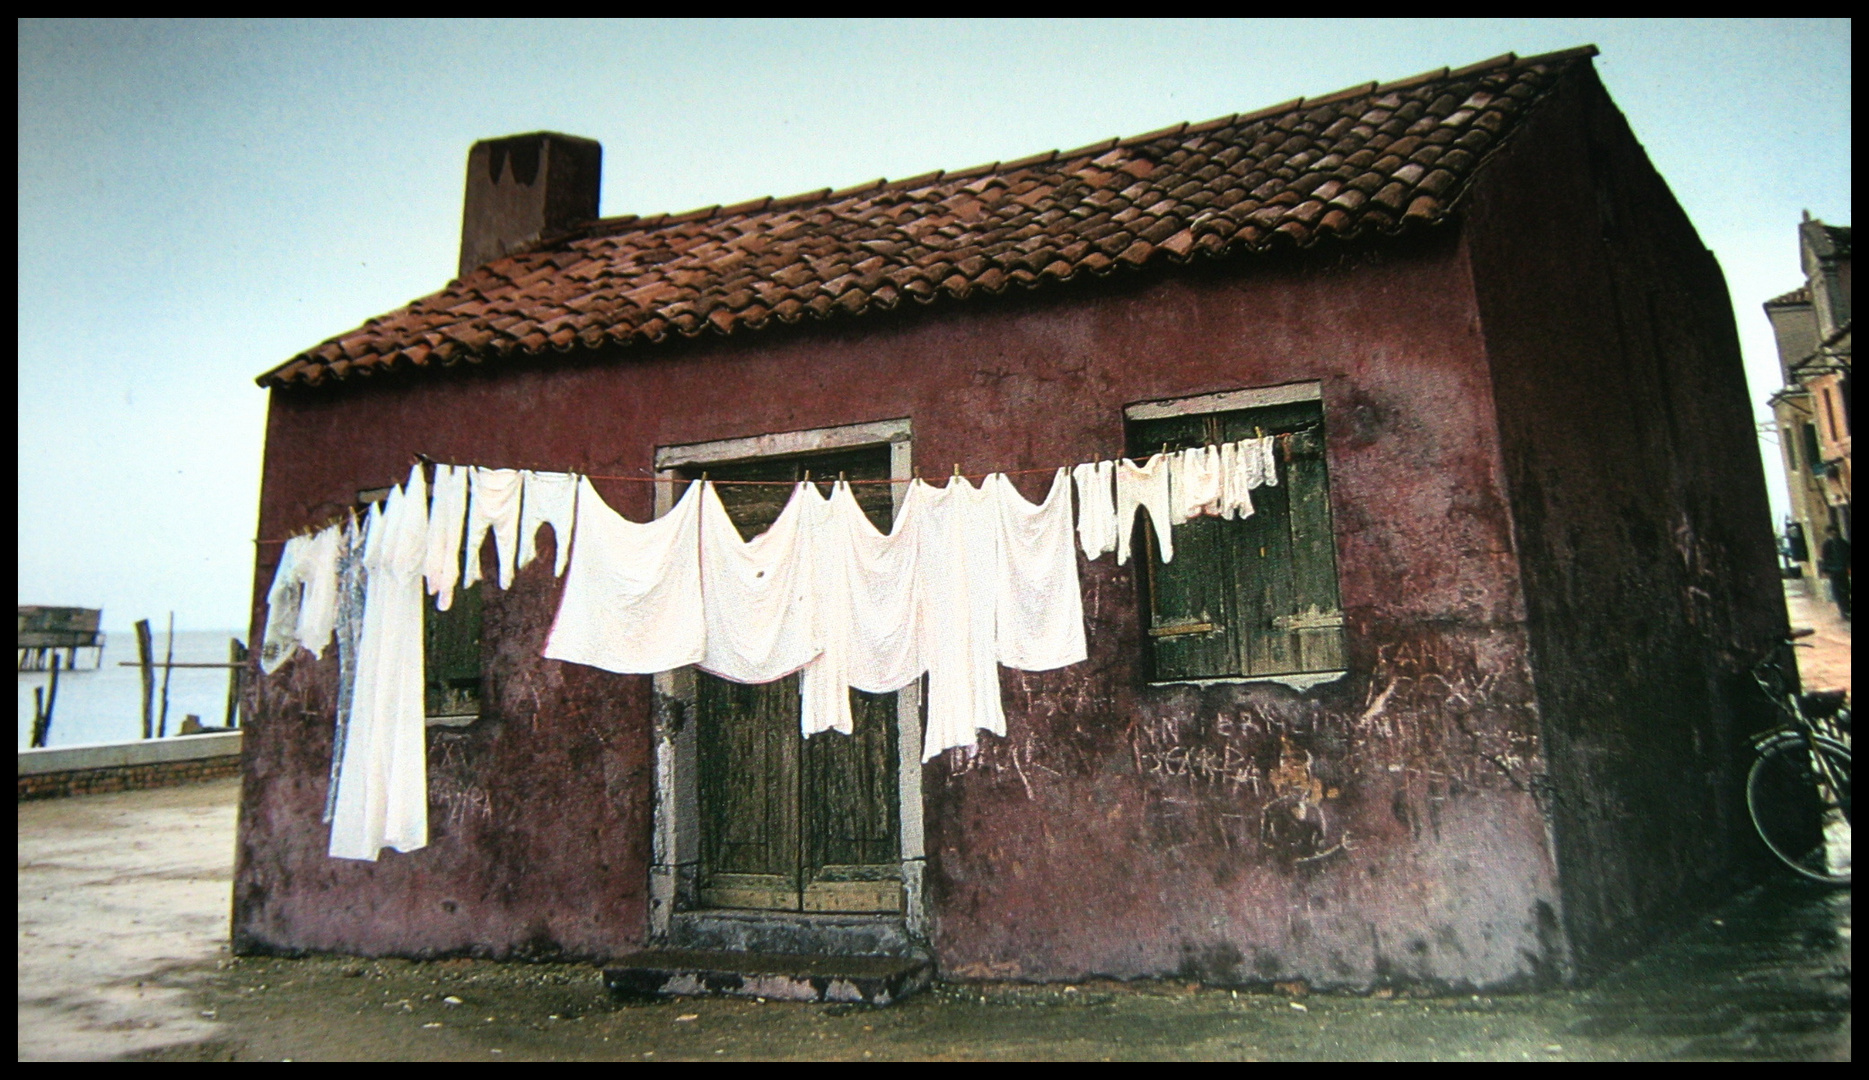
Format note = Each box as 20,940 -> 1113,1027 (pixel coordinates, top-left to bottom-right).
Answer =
1071,460 -> 1118,560
259,535 -> 308,674
995,469 -> 1087,671
295,523 -> 343,659
1168,445 -> 1223,524
917,475 -> 1005,760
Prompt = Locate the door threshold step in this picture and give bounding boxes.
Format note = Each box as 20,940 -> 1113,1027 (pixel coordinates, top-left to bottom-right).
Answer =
603,949 -> 932,1005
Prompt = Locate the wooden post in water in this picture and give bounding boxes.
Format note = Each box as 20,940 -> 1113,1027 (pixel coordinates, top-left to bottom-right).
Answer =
30,654 -> 62,748
44,654 -> 60,743
224,637 -> 249,728
157,612 -> 176,739
135,619 -> 155,739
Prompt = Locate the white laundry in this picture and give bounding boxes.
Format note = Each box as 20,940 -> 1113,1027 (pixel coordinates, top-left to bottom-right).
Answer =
424,464 -> 470,610
1216,441 -> 1256,520
324,509 -> 368,825
543,478 -> 706,674
917,475 -> 1005,760
295,523 -> 343,659
995,469 -> 1087,671
1258,435 -> 1279,486
1071,460 -> 1118,560
518,470 -> 579,577
328,465 -> 431,862
462,467 -> 523,590
697,481 -> 823,685
259,535 -> 308,674
1168,445 -> 1223,524
798,481 -> 925,737
1115,453 -> 1174,565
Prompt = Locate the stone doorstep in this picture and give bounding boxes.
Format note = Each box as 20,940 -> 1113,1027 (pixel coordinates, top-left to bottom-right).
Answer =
603,949 -> 934,1006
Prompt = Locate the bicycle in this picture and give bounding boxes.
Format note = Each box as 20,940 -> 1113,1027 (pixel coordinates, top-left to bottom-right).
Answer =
1746,630 -> 1851,885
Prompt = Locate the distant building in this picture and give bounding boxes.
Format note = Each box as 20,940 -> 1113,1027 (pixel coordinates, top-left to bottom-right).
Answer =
237,47 -> 1783,991
17,606 -> 104,671
1765,216 -> 1852,579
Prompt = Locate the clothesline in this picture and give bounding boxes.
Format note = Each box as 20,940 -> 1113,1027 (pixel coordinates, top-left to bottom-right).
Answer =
252,430 -> 1309,544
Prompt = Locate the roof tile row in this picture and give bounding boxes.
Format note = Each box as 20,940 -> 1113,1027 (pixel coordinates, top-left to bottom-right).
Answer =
262,46 -> 1596,387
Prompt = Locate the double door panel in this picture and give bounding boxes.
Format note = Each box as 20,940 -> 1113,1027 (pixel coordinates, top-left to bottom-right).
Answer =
692,447 -> 903,913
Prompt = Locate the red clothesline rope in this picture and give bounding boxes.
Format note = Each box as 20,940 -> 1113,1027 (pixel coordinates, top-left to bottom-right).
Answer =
255,436 -> 1293,544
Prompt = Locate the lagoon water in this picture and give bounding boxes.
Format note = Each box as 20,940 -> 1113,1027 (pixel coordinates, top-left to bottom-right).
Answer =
18,629 -> 249,749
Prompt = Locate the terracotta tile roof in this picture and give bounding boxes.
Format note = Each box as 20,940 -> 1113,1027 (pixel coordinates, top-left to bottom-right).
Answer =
1765,285 -> 1813,308
261,46 -> 1598,388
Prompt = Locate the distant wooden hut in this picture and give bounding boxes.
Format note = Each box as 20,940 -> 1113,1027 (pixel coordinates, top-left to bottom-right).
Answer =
17,607 -> 104,671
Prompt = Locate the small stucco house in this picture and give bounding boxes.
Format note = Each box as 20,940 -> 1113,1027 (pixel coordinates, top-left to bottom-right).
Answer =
236,46 -> 1784,991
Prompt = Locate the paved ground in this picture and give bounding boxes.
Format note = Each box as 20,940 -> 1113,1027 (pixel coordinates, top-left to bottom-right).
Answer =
1785,576 -> 1851,698
16,584 -> 1851,1061
17,778 -> 237,1060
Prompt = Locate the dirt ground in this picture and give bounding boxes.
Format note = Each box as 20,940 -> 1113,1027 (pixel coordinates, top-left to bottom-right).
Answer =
16,582 -> 1851,1061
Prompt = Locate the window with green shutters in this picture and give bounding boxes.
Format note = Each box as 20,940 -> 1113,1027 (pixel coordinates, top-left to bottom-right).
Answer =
1126,397 -> 1346,682
424,582 -> 483,723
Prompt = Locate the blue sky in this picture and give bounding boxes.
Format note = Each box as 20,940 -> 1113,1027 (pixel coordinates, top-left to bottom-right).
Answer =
18,19 -> 1852,630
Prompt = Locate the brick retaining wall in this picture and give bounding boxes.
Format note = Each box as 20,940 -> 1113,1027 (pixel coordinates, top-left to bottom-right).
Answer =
18,755 -> 243,801
18,731 -> 243,801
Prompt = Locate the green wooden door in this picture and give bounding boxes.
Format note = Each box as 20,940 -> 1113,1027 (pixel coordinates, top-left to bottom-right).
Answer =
691,447 -> 903,913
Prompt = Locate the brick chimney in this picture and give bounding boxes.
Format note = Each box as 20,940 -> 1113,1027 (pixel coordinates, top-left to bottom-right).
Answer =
458,132 -> 602,278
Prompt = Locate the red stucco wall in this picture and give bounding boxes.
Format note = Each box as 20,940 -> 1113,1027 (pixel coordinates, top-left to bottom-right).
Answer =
237,216 -> 1565,987
1462,68 -> 1785,973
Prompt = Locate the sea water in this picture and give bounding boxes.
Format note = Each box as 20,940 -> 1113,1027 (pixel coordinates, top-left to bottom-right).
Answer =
17,629 -> 249,749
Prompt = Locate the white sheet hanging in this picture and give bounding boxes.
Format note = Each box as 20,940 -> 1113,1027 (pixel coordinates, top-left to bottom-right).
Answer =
697,480 -> 824,685
995,469 -> 1087,672
424,463 -> 470,610
542,478 -> 706,674
798,481 -> 926,737
518,470 -> 579,577
462,467 -> 523,590
328,465 -> 430,862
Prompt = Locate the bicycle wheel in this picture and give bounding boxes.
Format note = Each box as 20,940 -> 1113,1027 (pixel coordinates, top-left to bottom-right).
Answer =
1747,736 -> 1851,885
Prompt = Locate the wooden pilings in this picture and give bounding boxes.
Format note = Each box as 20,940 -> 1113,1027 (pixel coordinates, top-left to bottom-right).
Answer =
28,655 -> 61,748
135,620 -> 155,741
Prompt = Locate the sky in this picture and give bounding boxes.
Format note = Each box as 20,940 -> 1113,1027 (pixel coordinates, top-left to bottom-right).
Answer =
18,18 -> 1853,632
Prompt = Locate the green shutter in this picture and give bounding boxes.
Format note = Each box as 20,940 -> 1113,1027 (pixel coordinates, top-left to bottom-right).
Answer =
424,583 -> 483,719
1129,398 -> 1345,681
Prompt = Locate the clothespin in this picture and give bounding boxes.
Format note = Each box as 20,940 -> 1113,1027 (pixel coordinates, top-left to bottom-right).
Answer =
953,463 -> 961,479
1254,426 -> 1264,440
838,471 -> 846,483
803,469 -> 810,483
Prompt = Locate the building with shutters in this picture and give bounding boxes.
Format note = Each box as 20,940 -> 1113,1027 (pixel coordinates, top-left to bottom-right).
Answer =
1764,216 -> 1851,588
236,46 -> 1785,990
